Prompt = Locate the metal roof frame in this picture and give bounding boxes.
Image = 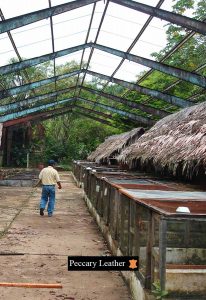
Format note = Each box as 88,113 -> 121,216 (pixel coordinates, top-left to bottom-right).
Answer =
0,0 -> 205,128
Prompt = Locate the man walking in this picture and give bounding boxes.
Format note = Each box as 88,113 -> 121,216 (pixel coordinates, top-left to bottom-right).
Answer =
39,160 -> 62,217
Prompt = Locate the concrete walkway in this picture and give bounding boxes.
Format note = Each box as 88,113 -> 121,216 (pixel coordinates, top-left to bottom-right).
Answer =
0,172 -> 130,300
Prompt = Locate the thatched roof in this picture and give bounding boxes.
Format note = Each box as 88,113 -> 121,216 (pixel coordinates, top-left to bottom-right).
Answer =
117,102 -> 206,181
88,127 -> 144,164
0,123 -> 2,147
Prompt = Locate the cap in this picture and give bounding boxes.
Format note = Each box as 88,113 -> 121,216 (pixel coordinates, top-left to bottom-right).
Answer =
48,159 -> 56,166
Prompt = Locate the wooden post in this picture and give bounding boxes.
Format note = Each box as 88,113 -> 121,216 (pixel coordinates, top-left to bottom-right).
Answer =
6,127 -> 13,166
145,211 -> 154,289
159,218 -> 167,291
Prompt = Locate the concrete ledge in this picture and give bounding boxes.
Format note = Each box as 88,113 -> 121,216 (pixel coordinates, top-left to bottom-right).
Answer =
0,179 -> 36,187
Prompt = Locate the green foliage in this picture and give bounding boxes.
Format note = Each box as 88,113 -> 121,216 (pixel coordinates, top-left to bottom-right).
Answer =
145,0 -> 206,106
11,146 -> 28,167
40,114 -> 122,164
152,281 -> 169,300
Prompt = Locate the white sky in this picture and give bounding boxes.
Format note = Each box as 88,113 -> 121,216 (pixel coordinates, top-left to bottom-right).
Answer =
0,0 -> 194,82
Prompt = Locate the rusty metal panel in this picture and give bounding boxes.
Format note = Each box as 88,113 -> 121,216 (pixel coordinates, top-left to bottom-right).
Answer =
112,183 -> 177,191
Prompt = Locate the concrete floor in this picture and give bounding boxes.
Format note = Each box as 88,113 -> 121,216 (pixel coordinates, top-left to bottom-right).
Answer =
0,172 -> 131,300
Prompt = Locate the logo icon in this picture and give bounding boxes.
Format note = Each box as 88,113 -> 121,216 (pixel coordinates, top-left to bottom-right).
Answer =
129,259 -> 138,269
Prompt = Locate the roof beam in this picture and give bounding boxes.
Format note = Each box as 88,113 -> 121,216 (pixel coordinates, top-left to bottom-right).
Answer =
77,1 -> 109,95
100,0 -> 165,90
74,106 -> 131,129
74,3 -> 97,96
1,85 -> 152,124
75,104 -> 113,120
74,110 -> 115,127
0,44 -> 91,76
41,107 -> 115,127
0,95 -> 121,126
0,69 -> 192,108
76,96 -> 155,126
81,86 -> 169,118
94,43 -> 206,88
2,42 -> 205,89
4,104 -> 116,129
1,83 -> 167,118
28,109 -> 73,125
0,98 -> 74,122
111,0 -> 206,35
3,106 -> 74,127
74,109 -> 116,127
3,104 -> 113,127
0,87 -> 76,113
86,70 -> 193,108
0,70 -> 81,99
0,88 -> 115,121
0,0 -> 100,34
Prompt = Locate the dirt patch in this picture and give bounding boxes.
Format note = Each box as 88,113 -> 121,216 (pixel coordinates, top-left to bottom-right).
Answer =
0,172 -> 130,300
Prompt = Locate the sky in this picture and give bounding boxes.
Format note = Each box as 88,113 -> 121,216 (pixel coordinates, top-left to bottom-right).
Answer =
0,0 -> 194,82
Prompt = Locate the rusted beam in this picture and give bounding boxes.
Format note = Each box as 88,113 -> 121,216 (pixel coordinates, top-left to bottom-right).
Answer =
0,44 -> 91,76
0,70 -> 81,99
3,106 -> 74,127
30,109 -> 73,125
74,3 -> 97,95
76,96 -> 155,126
0,69 -> 192,109
26,107 -> 114,128
86,70 -> 193,108
94,43 -> 206,88
0,283 -> 62,288
1,83 -> 168,119
4,105 -> 112,127
81,86 -> 168,118
0,87 -> 76,113
78,1 -> 109,94
104,0 -> 165,85
74,110 -> 115,127
75,104 -> 113,120
111,0 -> 206,35
74,105 -> 131,128
4,105 -> 115,128
0,0 -> 100,34
0,9 -> 34,92
2,42 -> 205,89
0,98 -> 74,122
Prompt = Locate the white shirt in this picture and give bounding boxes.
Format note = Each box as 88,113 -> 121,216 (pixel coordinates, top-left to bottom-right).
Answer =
39,166 -> 60,185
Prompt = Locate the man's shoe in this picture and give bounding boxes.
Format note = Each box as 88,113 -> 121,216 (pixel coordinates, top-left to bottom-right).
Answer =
48,214 -> 53,217
40,208 -> 44,216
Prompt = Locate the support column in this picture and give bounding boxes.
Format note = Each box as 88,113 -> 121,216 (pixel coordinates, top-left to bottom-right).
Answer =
6,127 -> 13,166
0,123 -> 4,166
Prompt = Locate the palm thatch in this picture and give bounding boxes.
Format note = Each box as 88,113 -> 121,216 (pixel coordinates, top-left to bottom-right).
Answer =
88,127 -> 145,164
117,102 -> 206,181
